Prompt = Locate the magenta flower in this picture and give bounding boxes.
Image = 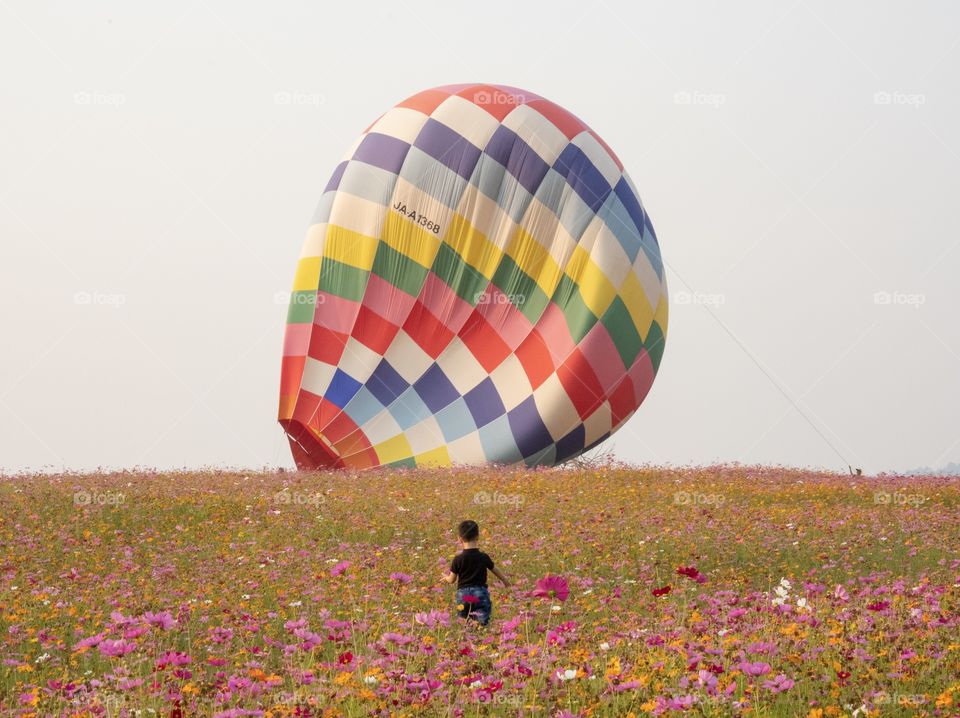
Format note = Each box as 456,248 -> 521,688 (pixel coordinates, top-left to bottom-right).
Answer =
676,565 -> 708,583
156,651 -> 192,668
98,638 -> 136,657
73,631 -> 106,650
283,618 -> 307,632
142,610 -> 175,630
414,609 -> 449,629
762,674 -> 795,693
390,571 -> 413,584
532,575 -> 569,602
330,560 -> 351,576
739,661 -> 772,677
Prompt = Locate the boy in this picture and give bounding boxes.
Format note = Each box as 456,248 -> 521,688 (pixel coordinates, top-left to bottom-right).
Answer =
443,520 -> 510,626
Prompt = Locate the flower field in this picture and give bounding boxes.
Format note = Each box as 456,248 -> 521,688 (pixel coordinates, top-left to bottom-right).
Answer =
1,466 -> 958,717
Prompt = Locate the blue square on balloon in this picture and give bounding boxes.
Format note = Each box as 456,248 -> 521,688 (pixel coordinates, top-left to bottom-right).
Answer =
326,369 -> 361,409
436,398 -> 476,442
463,377 -> 505,429
342,386 -> 385,426
507,395 -> 553,458
368,359 -> 409,406
478,415 -> 523,464
413,364 -> 460,414
388,388 -> 433,430
553,144 -> 610,214
555,424 -> 586,463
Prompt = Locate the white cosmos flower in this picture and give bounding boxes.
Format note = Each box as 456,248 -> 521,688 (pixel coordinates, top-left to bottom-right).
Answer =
557,669 -> 577,681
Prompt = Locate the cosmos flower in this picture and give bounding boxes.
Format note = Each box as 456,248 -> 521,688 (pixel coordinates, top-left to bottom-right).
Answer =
762,674 -> 795,693
98,639 -> 137,657
142,610 -> 176,630
533,575 -> 570,602
739,661 -> 772,677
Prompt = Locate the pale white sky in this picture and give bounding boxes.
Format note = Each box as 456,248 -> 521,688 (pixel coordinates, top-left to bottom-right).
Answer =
1,0 -> 958,474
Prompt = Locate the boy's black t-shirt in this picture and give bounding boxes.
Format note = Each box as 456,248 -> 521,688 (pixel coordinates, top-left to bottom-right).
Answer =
450,548 -> 494,588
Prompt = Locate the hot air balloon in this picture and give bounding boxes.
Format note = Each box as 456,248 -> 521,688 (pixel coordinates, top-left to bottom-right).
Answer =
278,84 -> 667,469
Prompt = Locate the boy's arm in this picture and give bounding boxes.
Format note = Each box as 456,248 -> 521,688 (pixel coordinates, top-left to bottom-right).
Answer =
490,566 -> 511,587
443,554 -> 459,584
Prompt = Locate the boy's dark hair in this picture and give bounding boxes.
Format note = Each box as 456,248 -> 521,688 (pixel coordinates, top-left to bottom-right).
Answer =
458,520 -> 479,541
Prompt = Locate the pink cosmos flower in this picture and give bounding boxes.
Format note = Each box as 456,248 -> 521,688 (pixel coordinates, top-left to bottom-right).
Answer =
390,572 -> 413,584
73,632 -> 106,650
330,560 -> 351,576
283,618 -> 307,632
414,609 -> 449,629
98,638 -> 137,657
142,610 -> 175,630
532,575 -> 569,602
762,674 -> 795,693
156,651 -> 192,669
739,661 -> 772,677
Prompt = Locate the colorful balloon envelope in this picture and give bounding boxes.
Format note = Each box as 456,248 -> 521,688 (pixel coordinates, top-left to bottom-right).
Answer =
279,84 -> 667,469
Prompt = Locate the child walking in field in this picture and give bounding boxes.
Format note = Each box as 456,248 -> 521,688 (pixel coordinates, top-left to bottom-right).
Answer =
443,520 -> 510,626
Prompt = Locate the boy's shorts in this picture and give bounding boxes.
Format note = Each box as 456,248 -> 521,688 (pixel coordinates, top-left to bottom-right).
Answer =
456,585 -> 492,626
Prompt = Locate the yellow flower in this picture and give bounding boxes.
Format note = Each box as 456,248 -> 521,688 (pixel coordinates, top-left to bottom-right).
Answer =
936,689 -> 953,708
